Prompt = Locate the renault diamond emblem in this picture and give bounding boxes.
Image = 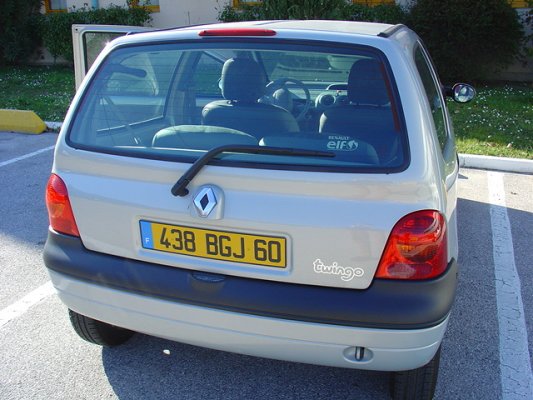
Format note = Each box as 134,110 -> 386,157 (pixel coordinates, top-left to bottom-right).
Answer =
194,188 -> 217,218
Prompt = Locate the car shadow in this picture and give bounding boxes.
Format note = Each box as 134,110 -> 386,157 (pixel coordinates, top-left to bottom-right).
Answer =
99,196 -> 533,400
102,335 -> 388,400
438,196 -> 533,399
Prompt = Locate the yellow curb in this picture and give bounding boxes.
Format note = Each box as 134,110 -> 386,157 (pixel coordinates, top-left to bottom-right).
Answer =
0,109 -> 46,134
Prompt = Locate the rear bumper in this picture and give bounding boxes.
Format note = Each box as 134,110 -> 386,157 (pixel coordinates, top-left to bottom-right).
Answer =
43,231 -> 458,330
48,269 -> 449,371
44,233 -> 457,371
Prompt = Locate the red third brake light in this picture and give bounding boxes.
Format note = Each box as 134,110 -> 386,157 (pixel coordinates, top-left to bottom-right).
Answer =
375,210 -> 447,280
45,174 -> 80,237
199,28 -> 276,37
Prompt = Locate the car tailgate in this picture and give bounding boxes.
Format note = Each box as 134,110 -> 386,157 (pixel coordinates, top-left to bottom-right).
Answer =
54,147 -> 436,290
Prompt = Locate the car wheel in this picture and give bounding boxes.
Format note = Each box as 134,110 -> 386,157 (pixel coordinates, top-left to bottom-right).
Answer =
68,309 -> 134,347
390,346 -> 441,400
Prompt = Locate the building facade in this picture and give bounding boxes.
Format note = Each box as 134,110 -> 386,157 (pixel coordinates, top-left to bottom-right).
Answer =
42,0 -> 232,28
41,1 -> 530,30
40,0 -> 531,80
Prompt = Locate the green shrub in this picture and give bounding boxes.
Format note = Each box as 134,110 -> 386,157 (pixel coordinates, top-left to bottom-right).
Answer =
219,1 -> 406,25
261,0 -> 347,20
219,0 -> 349,21
344,3 -> 407,24
342,3 -> 374,22
218,4 -> 264,22
371,4 -> 408,24
219,0 -> 525,83
0,0 -> 42,65
407,0 -> 524,82
41,12 -> 79,63
41,2 -> 152,62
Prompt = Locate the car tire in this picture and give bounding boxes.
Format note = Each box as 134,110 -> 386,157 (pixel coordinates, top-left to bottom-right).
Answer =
68,309 -> 134,347
390,346 -> 441,400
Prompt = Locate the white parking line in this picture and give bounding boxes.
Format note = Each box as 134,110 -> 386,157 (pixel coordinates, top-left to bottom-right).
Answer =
488,171 -> 533,399
0,145 -> 55,168
0,281 -> 55,329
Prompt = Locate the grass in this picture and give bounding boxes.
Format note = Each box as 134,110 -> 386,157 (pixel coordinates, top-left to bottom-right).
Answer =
448,83 -> 532,159
0,66 -> 531,159
0,65 -> 75,122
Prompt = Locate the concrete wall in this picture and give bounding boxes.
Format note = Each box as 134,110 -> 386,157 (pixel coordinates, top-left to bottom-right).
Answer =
491,7 -> 532,82
153,0 -> 229,28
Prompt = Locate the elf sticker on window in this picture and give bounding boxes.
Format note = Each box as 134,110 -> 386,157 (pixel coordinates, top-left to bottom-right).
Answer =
327,136 -> 359,151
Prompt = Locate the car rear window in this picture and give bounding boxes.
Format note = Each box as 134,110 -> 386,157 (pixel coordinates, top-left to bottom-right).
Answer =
68,40 -> 408,172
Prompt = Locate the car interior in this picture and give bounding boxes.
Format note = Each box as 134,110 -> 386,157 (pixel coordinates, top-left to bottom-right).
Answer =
69,45 -> 406,169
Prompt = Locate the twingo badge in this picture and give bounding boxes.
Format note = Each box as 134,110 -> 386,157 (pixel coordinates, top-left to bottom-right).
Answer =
313,259 -> 364,282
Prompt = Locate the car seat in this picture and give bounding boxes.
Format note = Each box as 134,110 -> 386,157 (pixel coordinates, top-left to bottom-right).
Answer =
202,58 -> 299,139
319,59 -> 401,164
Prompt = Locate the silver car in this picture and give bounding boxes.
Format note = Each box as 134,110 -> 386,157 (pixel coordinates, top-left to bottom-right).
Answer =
44,20 -> 475,400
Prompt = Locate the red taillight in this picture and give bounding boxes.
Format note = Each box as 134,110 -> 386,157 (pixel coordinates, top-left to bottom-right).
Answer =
375,210 -> 447,280
198,28 -> 276,37
45,174 -> 80,237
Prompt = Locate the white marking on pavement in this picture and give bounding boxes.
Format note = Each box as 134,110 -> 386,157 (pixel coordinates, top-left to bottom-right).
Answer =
0,145 -> 54,168
0,281 -> 54,329
488,171 -> 533,399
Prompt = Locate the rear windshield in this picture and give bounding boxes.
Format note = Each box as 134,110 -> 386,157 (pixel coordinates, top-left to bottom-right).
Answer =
68,39 -> 407,172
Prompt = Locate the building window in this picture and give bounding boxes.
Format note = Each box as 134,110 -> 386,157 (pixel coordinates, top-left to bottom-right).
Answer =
508,0 -> 529,7
352,0 -> 395,5
233,0 -> 262,6
131,0 -> 160,13
44,0 -> 67,13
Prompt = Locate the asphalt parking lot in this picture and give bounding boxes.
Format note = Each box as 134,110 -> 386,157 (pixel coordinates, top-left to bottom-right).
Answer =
1,131 -> 532,400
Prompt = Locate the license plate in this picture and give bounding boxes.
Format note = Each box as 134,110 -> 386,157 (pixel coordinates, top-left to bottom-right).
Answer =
140,221 -> 286,268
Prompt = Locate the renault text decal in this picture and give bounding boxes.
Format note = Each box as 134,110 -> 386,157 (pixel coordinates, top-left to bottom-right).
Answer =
327,136 -> 359,151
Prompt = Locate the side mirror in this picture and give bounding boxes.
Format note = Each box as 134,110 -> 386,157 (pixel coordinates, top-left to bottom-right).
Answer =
444,83 -> 476,103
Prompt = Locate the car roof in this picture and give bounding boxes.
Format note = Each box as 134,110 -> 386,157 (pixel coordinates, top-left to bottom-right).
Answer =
183,20 -> 396,37
109,20 -> 412,51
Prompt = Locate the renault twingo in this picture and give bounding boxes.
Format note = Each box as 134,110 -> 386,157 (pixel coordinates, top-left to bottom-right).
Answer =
44,20 -> 475,399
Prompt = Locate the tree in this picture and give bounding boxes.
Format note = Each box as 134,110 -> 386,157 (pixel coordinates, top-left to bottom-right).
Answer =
407,0 -> 524,82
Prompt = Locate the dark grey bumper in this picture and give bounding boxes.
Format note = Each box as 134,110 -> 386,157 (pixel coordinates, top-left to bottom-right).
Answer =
44,231 -> 458,330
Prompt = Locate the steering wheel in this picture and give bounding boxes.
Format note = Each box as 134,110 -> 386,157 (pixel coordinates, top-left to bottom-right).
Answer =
265,78 -> 311,121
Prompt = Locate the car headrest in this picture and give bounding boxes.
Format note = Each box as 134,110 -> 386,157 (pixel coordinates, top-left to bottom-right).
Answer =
348,59 -> 390,106
152,125 -> 257,150
220,58 -> 266,103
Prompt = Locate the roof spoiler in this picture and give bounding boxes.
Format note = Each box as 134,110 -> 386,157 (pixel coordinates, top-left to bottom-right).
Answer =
378,24 -> 407,38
